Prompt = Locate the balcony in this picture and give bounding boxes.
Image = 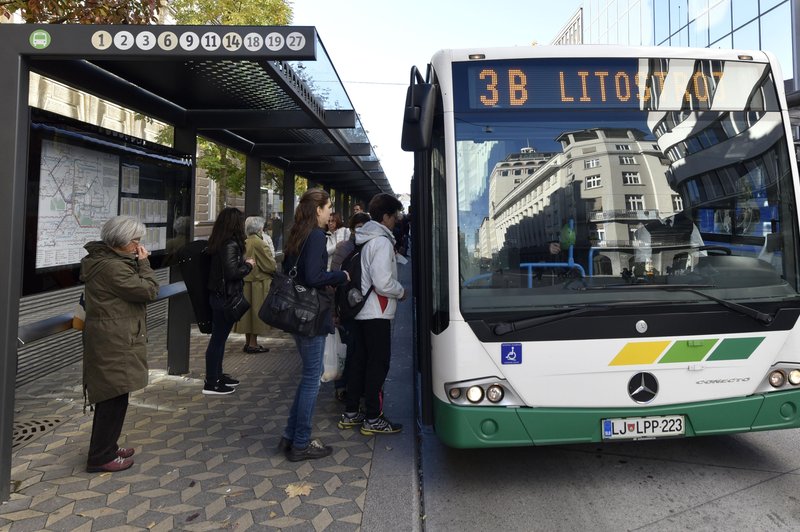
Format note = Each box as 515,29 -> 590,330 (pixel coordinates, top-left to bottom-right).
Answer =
588,209 -> 660,222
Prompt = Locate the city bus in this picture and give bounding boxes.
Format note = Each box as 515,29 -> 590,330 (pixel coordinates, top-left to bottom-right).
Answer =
401,46 -> 800,448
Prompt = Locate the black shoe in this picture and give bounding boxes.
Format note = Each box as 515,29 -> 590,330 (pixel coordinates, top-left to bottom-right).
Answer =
202,380 -> 235,395
220,374 -> 239,387
286,439 -> 332,462
277,437 -> 292,453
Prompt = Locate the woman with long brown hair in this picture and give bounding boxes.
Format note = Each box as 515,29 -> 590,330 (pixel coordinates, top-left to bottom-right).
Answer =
278,189 -> 349,461
204,207 -> 255,395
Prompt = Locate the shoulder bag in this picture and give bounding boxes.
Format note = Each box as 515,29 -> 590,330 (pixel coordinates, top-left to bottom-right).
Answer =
222,277 -> 250,323
259,237 -> 321,336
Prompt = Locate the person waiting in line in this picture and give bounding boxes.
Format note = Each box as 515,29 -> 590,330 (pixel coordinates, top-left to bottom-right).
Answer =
278,189 -> 349,462
326,212 -> 350,270
352,202 -> 366,216
80,215 -> 159,473
233,215 -> 276,353
339,193 -> 407,436
330,211 -> 371,402
204,207 -> 255,395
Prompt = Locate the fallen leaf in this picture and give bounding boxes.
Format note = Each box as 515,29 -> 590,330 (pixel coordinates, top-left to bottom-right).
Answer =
284,482 -> 313,497
186,513 -> 200,522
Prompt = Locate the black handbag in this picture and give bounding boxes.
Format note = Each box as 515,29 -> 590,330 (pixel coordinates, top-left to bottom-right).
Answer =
258,238 -> 321,336
223,279 -> 250,323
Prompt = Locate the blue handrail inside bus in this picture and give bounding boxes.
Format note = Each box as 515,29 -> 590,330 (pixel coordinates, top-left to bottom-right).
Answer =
520,220 -> 586,287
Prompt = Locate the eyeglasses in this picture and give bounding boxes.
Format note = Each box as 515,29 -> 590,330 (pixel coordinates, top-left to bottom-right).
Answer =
130,238 -> 141,245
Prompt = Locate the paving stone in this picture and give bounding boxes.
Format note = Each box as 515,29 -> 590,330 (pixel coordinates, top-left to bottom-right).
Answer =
6,324 -> 371,530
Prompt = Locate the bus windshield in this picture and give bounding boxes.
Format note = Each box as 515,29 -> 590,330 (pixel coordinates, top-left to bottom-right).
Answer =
452,57 -> 800,316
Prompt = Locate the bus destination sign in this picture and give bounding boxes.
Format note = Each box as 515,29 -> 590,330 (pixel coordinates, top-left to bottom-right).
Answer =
463,58 -> 723,110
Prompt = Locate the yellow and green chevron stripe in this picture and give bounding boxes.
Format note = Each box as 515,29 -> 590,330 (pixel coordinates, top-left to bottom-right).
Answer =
609,337 -> 765,366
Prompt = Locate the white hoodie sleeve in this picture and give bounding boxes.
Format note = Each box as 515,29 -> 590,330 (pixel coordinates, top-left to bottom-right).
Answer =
367,237 -> 404,298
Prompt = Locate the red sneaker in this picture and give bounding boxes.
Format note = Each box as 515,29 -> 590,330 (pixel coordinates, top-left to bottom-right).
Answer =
86,456 -> 134,473
116,447 -> 135,459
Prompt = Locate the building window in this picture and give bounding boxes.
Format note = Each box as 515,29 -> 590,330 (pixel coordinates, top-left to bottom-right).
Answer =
626,194 -> 645,210
623,172 -> 641,185
672,194 -> 684,212
615,144 -> 631,151
584,158 -> 600,169
586,174 -> 602,189
619,156 -> 637,165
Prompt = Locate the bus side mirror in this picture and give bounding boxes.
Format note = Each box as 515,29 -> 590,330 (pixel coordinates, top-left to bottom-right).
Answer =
401,66 -> 436,152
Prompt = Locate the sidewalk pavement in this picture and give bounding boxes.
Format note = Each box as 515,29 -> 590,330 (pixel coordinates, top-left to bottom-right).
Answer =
0,265 -> 419,531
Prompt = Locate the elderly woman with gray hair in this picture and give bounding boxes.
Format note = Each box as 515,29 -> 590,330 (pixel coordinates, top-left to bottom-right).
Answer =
233,215 -> 277,353
80,215 -> 159,473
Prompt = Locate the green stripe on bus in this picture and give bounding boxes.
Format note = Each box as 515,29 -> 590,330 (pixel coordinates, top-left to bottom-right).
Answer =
658,339 -> 718,364
706,337 -> 765,361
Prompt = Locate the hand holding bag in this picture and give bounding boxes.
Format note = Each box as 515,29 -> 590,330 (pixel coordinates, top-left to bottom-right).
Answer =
258,238 -> 321,336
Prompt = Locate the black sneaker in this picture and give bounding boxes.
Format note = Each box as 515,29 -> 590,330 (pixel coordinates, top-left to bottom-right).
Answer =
286,439 -> 332,462
220,374 -> 239,387
202,380 -> 235,395
277,436 -> 292,453
360,415 -> 403,435
337,412 -> 365,429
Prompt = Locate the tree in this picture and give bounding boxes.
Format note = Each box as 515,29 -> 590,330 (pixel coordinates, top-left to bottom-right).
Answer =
167,0 -> 290,25
1,0 -> 160,23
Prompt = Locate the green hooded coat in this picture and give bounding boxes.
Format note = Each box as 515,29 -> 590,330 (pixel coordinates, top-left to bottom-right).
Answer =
79,241 -> 159,404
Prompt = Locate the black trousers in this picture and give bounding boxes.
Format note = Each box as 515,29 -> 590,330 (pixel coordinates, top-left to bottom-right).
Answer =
345,318 -> 391,419
87,393 -> 129,466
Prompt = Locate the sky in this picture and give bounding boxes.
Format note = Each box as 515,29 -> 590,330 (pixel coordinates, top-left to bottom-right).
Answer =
291,0 -> 584,194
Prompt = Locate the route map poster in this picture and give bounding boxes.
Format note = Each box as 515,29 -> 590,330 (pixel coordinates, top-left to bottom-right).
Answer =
36,139 -> 119,268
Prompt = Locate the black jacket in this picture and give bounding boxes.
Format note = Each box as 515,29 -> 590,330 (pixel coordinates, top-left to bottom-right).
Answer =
208,238 -> 253,295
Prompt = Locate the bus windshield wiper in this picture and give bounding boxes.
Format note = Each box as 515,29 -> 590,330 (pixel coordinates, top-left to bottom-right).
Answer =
596,284 -> 774,325
663,286 -> 774,325
493,305 -> 609,336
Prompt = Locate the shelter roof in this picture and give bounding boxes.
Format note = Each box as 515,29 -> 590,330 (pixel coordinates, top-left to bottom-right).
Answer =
23,25 -> 391,198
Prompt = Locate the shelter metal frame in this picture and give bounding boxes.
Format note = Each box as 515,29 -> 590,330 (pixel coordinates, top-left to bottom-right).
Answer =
0,23 -> 392,501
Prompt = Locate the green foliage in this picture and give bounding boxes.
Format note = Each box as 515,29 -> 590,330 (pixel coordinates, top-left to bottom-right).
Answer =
197,139 -> 245,195
1,0 -> 160,23
168,0 -> 291,25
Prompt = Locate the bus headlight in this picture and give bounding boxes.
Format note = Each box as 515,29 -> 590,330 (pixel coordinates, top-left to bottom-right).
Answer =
466,386 -> 484,403
449,387 -> 462,400
769,370 -> 786,388
486,385 -> 504,403
789,370 -> 800,385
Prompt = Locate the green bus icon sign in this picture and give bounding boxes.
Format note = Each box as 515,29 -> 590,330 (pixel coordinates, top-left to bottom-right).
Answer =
30,30 -> 51,49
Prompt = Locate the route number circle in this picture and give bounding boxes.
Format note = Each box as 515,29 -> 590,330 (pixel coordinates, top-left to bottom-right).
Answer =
286,31 -> 306,51
91,30 -> 112,50
158,32 -> 178,51
222,32 -> 242,52
201,32 -> 221,51
113,31 -> 135,50
264,32 -> 284,51
243,32 -> 263,52
135,31 -> 156,50
179,32 -> 200,51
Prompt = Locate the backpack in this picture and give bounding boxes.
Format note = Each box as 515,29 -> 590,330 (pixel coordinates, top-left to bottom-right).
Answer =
177,239 -> 213,333
335,243 -> 373,321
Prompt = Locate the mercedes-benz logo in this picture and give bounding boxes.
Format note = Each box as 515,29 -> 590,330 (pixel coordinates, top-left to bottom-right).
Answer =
628,372 -> 659,404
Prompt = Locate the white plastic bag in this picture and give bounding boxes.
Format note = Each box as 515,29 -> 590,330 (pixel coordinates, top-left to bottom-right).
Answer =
321,328 -> 345,382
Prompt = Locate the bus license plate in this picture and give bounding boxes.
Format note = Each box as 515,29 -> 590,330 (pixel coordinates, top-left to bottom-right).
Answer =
602,415 -> 685,440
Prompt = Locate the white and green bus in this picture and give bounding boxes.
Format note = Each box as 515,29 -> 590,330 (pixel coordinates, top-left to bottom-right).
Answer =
402,46 -> 800,448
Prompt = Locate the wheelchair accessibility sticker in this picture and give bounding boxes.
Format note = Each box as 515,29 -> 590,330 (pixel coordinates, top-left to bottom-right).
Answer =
501,343 -> 522,364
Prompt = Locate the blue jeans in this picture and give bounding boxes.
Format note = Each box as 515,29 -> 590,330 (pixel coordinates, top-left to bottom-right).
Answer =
283,333 -> 326,449
205,293 -> 236,383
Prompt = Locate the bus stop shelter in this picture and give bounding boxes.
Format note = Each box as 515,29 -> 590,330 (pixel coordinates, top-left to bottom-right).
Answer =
0,23 -> 392,501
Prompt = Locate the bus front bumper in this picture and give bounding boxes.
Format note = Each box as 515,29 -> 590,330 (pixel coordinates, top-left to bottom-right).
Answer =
432,389 -> 800,448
